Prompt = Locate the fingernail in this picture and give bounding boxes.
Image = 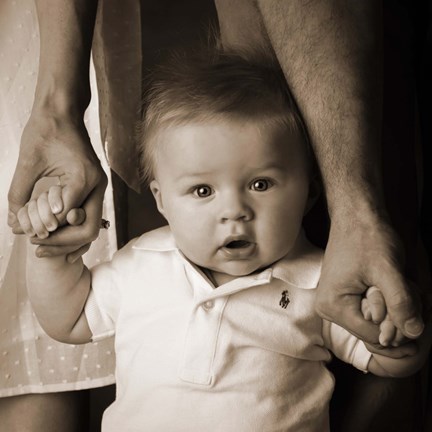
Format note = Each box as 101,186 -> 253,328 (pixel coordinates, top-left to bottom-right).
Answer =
404,318 -> 424,337
379,335 -> 388,347
51,205 -> 61,215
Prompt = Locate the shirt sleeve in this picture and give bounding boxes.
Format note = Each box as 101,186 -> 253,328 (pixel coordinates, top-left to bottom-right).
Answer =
322,320 -> 372,372
84,241 -> 135,342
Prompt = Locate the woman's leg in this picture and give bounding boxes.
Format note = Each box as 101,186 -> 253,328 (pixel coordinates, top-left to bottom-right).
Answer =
0,391 -> 89,432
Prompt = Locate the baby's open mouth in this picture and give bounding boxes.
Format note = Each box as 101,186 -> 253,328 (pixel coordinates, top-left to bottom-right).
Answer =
225,240 -> 251,249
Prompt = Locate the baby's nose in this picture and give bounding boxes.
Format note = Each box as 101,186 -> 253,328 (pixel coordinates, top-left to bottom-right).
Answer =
219,194 -> 253,223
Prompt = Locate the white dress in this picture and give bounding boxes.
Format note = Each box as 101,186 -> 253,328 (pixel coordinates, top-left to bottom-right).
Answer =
0,0 -> 116,397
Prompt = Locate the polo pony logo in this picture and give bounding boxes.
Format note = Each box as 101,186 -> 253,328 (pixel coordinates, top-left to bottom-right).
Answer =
279,290 -> 290,309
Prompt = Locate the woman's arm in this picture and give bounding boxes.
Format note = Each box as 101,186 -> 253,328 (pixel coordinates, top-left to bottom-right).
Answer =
8,0 -> 106,261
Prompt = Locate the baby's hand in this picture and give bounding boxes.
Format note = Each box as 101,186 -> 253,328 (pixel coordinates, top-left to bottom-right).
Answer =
16,185 -> 85,239
361,286 -> 407,347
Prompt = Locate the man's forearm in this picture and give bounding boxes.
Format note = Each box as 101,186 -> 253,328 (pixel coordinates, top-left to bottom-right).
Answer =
34,0 -> 98,117
257,0 -> 383,221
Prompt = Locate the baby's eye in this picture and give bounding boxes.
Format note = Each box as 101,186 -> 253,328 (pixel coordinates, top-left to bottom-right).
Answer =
250,178 -> 273,192
193,185 -> 213,198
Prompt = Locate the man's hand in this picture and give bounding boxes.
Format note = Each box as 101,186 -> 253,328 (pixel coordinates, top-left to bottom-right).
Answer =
8,111 -> 107,259
316,214 -> 424,345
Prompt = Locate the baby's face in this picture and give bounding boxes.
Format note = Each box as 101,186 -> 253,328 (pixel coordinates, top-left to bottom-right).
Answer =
150,118 -> 311,284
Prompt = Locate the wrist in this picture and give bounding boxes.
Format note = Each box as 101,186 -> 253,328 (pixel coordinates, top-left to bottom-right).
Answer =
325,180 -> 388,229
33,74 -> 91,120
26,100 -> 87,141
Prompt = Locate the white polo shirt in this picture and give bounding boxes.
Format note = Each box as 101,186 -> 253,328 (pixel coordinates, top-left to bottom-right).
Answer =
85,226 -> 371,432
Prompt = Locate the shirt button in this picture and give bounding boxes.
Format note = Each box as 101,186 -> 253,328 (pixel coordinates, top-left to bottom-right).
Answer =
202,300 -> 214,310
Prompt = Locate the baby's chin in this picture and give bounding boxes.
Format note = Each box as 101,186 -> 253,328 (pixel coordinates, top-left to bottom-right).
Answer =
208,260 -> 275,279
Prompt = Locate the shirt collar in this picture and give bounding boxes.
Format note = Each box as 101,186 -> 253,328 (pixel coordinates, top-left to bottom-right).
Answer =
132,225 -> 322,289
132,225 -> 177,251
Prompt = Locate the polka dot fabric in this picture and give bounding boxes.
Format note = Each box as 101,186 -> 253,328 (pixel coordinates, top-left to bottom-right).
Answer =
0,0 -> 116,397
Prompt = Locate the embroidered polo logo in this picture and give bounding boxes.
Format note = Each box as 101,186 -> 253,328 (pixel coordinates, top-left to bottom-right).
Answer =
279,290 -> 290,309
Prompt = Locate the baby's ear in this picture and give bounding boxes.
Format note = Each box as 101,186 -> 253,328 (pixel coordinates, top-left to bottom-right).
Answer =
149,180 -> 165,217
304,175 -> 322,215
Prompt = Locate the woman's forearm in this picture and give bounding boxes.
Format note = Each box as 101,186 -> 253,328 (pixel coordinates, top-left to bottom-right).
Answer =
33,0 -> 98,117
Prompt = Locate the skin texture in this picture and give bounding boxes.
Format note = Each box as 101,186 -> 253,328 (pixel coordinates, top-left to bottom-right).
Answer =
9,0 -> 423,345
2,1 -> 104,429
7,0 -> 429,429
251,0 -> 424,343
0,392 -> 88,432
8,0 -> 105,261
21,117 -> 431,378
150,119 -> 311,286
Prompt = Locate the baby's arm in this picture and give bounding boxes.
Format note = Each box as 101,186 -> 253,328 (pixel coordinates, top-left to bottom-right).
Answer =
18,187 -> 92,344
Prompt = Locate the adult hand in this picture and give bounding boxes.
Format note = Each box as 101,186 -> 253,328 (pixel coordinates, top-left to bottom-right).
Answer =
316,213 -> 424,345
8,110 -> 107,259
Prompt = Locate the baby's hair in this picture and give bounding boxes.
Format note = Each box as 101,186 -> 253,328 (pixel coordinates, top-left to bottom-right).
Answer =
138,43 -> 311,184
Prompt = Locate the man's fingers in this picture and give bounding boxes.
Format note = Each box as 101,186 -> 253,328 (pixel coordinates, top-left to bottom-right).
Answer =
316,295 -> 381,344
379,274 -> 424,338
365,340 -> 418,358
335,311 -> 381,344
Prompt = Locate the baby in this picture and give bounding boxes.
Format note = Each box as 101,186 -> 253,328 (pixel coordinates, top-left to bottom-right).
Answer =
19,47 -> 431,431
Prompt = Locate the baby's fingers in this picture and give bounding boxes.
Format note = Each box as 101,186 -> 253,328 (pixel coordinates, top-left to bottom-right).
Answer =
390,329 -> 408,347
37,192 -> 59,232
366,286 -> 387,323
48,185 -> 64,215
27,200 -> 49,239
361,298 -> 372,321
379,314 -> 397,347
